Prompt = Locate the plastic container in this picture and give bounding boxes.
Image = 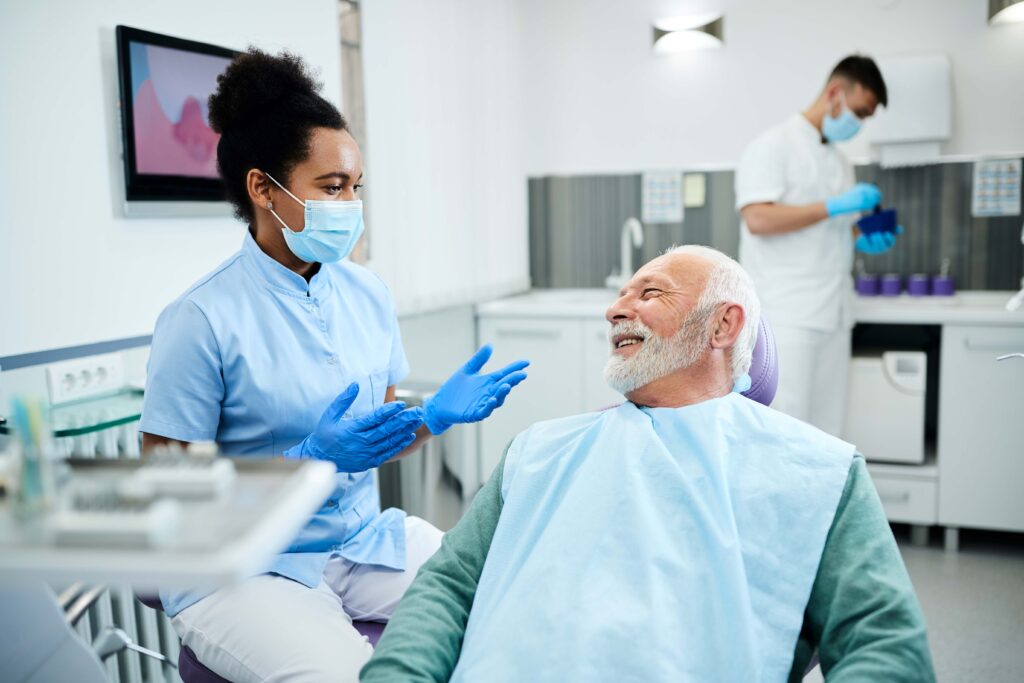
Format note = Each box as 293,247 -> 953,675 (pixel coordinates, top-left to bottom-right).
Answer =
857,207 -> 899,235
932,276 -> 955,296
855,274 -> 880,296
907,274 -> 930,296
880,274 -> 902,296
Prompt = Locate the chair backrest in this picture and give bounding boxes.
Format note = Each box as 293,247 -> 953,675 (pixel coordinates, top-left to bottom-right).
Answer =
740,314 -> 778,407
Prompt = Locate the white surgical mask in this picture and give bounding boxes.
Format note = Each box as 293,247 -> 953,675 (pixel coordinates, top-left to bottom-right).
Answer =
265,172 -> 364,263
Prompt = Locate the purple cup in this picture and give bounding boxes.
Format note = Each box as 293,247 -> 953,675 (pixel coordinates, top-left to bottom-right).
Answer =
907,274 -> 930,296
932,276 -> 955,296
880,274 -> 902,296
855,275 -> 880,296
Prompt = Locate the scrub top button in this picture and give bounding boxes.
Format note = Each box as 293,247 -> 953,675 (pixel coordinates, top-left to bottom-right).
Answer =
327,355 -> 337,365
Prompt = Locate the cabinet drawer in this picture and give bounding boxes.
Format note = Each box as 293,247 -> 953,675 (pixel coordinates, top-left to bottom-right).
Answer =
869,473 -> 937,525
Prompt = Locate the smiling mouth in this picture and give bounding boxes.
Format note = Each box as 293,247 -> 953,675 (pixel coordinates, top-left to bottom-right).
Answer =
612,334 -> 646,351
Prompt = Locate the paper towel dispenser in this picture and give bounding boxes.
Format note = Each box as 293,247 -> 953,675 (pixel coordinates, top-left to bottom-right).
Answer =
865,53 -> 952,167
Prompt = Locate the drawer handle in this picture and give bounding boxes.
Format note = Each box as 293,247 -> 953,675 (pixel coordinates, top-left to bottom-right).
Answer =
879,491 -> 911,504
494,328 -> 561,340
964,339 -> 1023,353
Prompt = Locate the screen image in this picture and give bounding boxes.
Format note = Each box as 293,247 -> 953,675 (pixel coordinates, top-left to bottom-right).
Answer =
128,42 -> 230,179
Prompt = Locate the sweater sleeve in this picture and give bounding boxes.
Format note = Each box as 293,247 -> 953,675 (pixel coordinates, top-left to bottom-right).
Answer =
788,455 -> 936,682
360,455 -> 506,682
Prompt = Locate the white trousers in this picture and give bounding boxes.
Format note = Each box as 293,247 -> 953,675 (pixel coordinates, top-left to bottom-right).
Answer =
171,516 -> 443,683
771,324 -> 851,437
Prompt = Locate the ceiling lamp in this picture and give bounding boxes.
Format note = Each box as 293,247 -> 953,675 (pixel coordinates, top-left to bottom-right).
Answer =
989,0 -> 1024,24
652,13 -> 724,53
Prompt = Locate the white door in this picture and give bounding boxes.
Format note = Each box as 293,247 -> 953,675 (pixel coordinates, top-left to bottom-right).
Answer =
476,317 -> 585,484
938,325 -> 1024,531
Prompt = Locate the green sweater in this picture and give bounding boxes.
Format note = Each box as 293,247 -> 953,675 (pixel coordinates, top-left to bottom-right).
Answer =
362,454 -> 935,682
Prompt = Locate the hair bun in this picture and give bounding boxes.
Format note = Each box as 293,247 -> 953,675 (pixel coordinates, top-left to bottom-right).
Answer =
208,48 -> 324,134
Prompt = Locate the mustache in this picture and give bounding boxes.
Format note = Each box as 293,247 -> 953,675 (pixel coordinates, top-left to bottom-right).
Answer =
608,319 -> 653,343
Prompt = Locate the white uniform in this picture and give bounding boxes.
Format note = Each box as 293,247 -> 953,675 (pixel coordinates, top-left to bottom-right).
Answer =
735,113 -> 855,436
171,516 -> 442,683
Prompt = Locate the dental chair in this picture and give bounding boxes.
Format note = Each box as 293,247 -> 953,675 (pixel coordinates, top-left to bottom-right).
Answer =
739,314 -> 779,406
135,593 -> 385,682
161,316 -> 781,683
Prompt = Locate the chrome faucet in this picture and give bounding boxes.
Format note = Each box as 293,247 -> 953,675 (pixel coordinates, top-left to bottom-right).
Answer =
605,217 -> 644,290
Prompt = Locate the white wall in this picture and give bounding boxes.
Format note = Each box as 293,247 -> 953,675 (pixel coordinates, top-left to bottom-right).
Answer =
361,0 -> 531,316
0,0 -> 341,358
519,0 -> 1024,175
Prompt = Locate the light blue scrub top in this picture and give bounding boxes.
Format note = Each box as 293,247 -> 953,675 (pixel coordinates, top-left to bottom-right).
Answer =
140,232 -> 410,616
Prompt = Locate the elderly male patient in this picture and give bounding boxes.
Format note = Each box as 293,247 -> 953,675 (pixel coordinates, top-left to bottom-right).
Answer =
361,246 -> 934,682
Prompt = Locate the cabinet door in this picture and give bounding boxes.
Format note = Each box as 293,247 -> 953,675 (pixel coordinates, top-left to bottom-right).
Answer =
938,325 -> 1024,531
476,317 -> 585,484
582,319 -> 628,410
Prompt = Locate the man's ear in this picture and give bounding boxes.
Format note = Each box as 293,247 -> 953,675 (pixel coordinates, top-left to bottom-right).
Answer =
710,303 -> 745,351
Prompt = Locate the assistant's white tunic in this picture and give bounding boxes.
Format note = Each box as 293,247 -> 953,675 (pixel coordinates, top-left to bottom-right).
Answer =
735,113 -> 856,332
452,394 -> 854,682
735,113 -> 857,434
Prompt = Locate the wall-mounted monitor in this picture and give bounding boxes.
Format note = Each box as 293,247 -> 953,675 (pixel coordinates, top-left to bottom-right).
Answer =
115,26 -> 237,202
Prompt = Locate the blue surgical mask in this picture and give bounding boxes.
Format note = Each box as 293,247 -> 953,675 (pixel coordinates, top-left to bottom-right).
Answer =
822,91 -> 862,143
265,173 -> 364,263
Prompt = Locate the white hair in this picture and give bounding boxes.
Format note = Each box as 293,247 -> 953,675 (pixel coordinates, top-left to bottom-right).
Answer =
664,245 -> 761,380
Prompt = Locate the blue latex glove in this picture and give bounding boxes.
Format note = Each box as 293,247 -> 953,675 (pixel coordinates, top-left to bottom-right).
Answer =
825,183 -> 882,217
423,344 -> 529,435
855,225 -> 904,255
284,382 -> 424,472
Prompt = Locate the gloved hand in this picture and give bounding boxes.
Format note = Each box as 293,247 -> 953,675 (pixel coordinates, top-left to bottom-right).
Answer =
855,225 -> 904,255
825,183 -> 882,217
423,344 -> 529,435
284,382 -> 424,472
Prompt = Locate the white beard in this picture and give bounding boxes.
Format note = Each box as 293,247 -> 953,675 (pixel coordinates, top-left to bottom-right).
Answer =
604,312 -> 709,396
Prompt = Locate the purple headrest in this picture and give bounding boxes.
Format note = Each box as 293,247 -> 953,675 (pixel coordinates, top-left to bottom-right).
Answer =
740,314 -> 778,406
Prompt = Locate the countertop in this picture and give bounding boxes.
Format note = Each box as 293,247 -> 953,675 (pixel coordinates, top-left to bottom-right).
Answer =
477,288 -> 1024,327
851,291 -> 1023,326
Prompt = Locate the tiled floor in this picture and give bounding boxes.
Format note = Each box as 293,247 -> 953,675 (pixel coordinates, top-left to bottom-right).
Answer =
806,528 -> 1024,682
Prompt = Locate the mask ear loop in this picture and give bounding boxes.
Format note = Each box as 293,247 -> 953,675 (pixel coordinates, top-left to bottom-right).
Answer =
263,172 -> 306,233
829,86 -> 846,120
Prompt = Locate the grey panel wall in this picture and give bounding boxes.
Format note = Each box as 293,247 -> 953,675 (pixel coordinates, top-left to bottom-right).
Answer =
856,162 -> 1023,290
529,160 -> 1024,291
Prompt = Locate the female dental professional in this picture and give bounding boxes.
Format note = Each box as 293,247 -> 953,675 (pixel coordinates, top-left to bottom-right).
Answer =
138,49 -> 528,683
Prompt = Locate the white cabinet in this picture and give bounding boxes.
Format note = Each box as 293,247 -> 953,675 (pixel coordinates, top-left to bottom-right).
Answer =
476,317 -> 586,481
582,320 -> 626,410
867,467 -> 938,525
938,325 -> 1024,532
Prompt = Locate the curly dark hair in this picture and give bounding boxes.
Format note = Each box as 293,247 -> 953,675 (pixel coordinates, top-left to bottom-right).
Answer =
208,48 -> 346,223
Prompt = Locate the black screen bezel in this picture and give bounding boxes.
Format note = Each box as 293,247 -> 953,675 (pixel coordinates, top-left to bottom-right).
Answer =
115,25 -> 237,202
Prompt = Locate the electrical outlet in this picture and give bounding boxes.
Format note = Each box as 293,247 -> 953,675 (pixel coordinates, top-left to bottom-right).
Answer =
46,353 -> 126,406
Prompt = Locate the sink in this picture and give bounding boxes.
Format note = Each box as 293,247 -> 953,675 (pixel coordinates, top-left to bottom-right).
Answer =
477,288 -> 615,319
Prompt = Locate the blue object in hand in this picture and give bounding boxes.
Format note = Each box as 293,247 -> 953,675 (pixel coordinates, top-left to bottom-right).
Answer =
855,225 -> 904,255
284,383 -> 424,472
856,207 -> 898,235
825,183 -> 882,217
423,344 -> 530,435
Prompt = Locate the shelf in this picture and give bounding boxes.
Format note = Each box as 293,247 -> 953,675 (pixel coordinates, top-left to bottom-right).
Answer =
0,389 -> 144,439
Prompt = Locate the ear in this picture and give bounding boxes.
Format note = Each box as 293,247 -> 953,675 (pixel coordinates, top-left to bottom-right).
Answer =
710,303 -> 745,351
246,169 -> 273,212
